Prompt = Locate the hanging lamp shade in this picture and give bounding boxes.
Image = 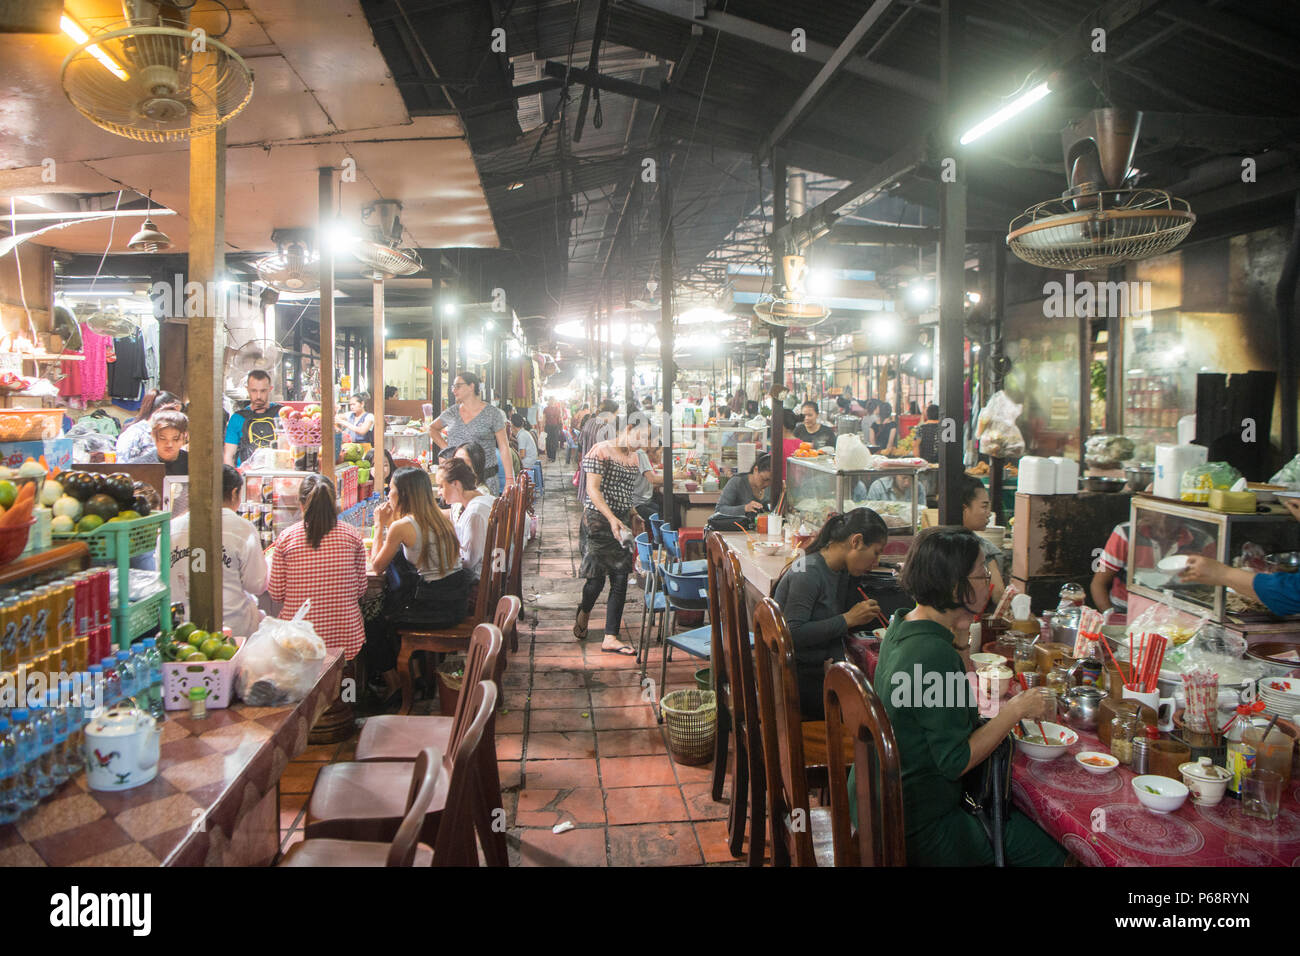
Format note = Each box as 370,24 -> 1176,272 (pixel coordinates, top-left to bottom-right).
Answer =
127,216 -> 172,252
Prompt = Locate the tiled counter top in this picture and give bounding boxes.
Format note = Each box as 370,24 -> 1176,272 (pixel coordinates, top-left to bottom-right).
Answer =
0,653 -> 343,867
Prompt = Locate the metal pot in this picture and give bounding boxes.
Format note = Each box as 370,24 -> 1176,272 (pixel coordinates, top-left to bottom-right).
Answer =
1083,476 -> 1126,493
1059,685 -> 1105,731
1124,464 -> 1154,492
1265,551 -> 1300,574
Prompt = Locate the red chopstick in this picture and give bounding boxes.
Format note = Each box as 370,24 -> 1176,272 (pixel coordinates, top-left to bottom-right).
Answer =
857,587 -> 889,629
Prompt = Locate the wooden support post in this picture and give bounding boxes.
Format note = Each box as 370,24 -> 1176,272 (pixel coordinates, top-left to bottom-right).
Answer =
318,168 -> 337,484
371,275 -> 386,486
769,149 -> 787,510
659,144 -> 676,526
431,264 -> 443,416
186,56 -> 226,634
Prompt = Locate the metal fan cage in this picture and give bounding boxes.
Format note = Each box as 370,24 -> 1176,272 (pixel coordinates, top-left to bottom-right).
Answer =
255,248 -> 320,293
61,24 -> 254,143
1007,188 -> 1195,270
352,240 -> 423,278
752,294 -> 831,328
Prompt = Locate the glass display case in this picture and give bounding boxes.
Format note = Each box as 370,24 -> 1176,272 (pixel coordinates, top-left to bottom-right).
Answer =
1126,497 -> 1300,622
671,420 -> 766,480
384,430 -> 431,465
785,456 -> 925,535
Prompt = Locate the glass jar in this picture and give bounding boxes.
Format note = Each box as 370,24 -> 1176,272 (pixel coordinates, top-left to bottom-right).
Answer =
1013,637 -> 1036,676
1058,583 -> 1085,609
1110,713 -> 1140,765
1046,663 -> 1072,698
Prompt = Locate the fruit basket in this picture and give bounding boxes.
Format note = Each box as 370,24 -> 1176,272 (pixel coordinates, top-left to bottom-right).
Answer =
162,635 -> 245,710
0,517 -> 35,566
284,415 -> 322,447
52,511 -> 166,561
0,408 -> 62,442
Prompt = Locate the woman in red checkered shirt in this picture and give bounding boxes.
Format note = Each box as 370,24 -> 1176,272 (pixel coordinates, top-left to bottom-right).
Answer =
269,473 -> 369,658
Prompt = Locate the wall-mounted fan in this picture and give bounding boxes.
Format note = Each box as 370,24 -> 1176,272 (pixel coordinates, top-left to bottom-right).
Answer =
84,306 -> 137,338
60,1 -> 254,143
255,239 -> 319,294
753,255 -> 830,328
351,200 -> 422,278
1006,109 -> 1195,270
224,335 -> 288,397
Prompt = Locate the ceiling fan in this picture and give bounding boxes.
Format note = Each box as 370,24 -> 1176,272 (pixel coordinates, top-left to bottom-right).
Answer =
255,238 -> 319,294
752,254 -> 831,329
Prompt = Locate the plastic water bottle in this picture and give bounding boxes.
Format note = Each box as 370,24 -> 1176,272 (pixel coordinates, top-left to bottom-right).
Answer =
86,664 -> 105,716
101,656 -> 120,707
45,691 -> 70,786
116,649 -> 137,703
32,697 -> 64,788
0,717 -> 25,822
57,681 -> 82,778
141,638 -> 164,721
12,709 -> 51,799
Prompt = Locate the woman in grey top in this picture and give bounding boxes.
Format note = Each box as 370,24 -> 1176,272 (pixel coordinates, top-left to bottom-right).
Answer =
772,508 -> 888,719
429,371 -> 513,494
707,454 -> 773,530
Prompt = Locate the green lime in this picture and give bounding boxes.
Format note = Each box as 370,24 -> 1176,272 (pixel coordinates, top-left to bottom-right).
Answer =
76,514 -> 104,533
214,644 -> 237,661
199,636 -> 223,658
188,630 -> 210,648
174,623 -> 196,642
0,480 -> 14,509
184,650 -> 208,662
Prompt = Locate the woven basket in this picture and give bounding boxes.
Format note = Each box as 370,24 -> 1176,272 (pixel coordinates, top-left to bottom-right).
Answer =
660,688 -> 717,766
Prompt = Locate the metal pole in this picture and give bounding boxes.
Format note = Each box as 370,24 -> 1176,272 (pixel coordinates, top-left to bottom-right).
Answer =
989,240 -> 1007,525
770,150 -> 787,507
318,167 -> 337,486
659,144 -> 677,525
372,276 -> 386,486
431,263 -> 443,416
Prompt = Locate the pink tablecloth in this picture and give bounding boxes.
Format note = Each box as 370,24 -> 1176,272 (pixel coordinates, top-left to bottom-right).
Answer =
1012,729 -> 1300,866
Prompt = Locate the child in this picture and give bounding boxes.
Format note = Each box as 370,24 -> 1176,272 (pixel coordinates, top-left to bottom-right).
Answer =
150,410 -> 189,476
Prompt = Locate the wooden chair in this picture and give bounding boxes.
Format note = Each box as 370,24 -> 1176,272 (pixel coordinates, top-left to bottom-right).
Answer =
752,597 -> 833,867
505,474 -> 530,650
394,493 -> 508,715
823,661 -> 906,867
721,547 -> 766,866
303,627 -> 507,861
704,532 -> 731,803
279,747 -> 441,867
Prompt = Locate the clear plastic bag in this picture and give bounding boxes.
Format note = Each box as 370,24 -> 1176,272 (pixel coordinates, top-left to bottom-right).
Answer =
835,434 -> 871,470
976,391 -> 1025,459
1269,453 -> 1300,490
234,600 -> 328,706
1179,462 -> 1242,503
1084,434 -> 1136,469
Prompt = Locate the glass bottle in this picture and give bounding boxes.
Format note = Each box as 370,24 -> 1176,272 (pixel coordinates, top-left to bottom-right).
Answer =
14,708 -> 51,799
141,638 -> 164,721
1013,636 -> 1037,676
1046,663 -> 1072,698
1110,712 -> 1140,766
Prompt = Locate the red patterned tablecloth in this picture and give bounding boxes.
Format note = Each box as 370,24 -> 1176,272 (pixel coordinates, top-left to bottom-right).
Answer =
1012,728 -> 1300,866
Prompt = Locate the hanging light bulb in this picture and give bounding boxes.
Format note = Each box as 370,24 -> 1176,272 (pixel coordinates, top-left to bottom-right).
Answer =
127,193 -> 172,252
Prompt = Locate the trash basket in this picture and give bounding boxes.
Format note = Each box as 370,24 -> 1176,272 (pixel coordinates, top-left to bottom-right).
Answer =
660,688 -> 716,766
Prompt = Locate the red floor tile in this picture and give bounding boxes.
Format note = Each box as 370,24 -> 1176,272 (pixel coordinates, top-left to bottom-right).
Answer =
603,785 -> 690,826
280,762 -> 325,795
496,734 -> 524,761
532,669 -> 587,689
528,688 -> 592,709
671,760 -> 716,786
498,761 -> 522,791
523,758 -> 601,789
279,792 -> 308,830
526,731 -> 597,760
596,727 -> 668,757
533,643 -> 585,660
600,754 -> 678,788
528,708 -> 593,732
693,820 -> 749,865
496,709 -> 525,734
592,706 -> 659,730
590,685 -> 652,708
590,669 -> 652,687
607,822 -> 702,866
516,788 -> 607,827
680,782 -> 729,822
516,827 -> 608,867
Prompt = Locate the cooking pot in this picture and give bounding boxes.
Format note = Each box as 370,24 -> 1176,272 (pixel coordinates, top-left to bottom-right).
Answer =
83,707 -> 161,791
1082,476 -> 1126,493
1124,464 -> 1154,492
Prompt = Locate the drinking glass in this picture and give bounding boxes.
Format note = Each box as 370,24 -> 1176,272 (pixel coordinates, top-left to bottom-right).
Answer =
1241,769 -> 1283,822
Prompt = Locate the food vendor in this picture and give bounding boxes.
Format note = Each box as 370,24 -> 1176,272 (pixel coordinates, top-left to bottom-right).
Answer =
1181,497 -> 1300,614
1094,510 -> 1217,612
865,471 -> 912,502
336,392 -> 375,445
148,410 -> 189,476
116,389 -> 181,463
224,369 -> 283,466
960,477 -> 1006,604
706,453 -> 772,531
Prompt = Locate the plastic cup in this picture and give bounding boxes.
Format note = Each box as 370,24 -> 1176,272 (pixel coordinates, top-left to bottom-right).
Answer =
1244,726 -> 1294,788
1241,769 -> 1283,822
767,514 -> 782,539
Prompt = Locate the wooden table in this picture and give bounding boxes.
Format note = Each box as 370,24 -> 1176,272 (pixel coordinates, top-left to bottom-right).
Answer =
1012,726 -> 1300,866
0,652 -> 343,867
719,532 -> 797,620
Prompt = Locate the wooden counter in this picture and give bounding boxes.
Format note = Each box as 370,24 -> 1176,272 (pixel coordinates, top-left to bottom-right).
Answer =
0,652 -> 343,867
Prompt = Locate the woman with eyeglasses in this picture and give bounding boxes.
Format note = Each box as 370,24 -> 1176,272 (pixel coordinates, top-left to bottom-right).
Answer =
867,527 -> 1064,866
429,371 -> 513,494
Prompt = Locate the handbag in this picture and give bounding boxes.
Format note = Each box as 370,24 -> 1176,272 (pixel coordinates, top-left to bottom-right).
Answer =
382,550 -> 469,628
961,722 -> 1014,867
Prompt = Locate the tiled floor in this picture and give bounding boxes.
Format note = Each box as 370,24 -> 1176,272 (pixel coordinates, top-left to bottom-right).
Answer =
277,459 -> 741,865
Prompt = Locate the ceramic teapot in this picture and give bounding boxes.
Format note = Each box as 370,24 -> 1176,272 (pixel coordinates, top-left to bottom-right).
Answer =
83,707 -> 161,791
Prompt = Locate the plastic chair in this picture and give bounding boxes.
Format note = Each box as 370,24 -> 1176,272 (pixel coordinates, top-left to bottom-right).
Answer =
823,662 -> 906,867
634,532 -> 667,671
529,460 -> 544,500
655,565 -> 711,722
647,514 -> 665,548
660,527 -> 708,575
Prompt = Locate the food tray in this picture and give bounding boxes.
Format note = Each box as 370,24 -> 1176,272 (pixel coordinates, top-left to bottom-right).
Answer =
113,590 -> 170,647
0,408 -> 62,441
52,511 -> 167,561
162,636 -> 245,710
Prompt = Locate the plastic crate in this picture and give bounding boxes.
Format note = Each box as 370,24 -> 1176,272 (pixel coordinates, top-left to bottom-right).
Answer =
162,636 -> 245,711
113,590 -> 170,647
52,510 -> 166,561
284,415 -> 321,447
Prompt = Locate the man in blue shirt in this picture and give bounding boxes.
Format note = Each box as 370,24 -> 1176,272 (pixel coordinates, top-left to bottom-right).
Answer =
1182,497 -> 1300,615
223,369 -> 283,466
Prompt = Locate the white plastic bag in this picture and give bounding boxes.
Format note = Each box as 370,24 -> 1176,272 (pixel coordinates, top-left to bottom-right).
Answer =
835,434 -> 871,470
234,600 -> 328,706
1269,453 -> 1300,490
976,391 -> 1025,459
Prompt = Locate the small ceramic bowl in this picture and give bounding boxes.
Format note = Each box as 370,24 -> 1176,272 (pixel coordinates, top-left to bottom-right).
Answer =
1178,759 -> 1231,807
1132,774 -> 1189,814
1013,721 -> 1078,761
970,652 -> 1007,668
1075,751 -> 1119,774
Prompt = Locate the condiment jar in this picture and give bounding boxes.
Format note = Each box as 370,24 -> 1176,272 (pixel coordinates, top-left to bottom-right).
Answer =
1110,713 -> 1141,766
1046,663 -> 1072,697
1058,583 -> 1085,608
188,687 -> 209,720
1013,637 -> 1036,675
1132,736 -> 1151,774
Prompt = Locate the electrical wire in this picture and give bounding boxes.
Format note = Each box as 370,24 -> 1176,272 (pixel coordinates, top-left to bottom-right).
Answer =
88,190 -> 125,294
7,199 -> 38,342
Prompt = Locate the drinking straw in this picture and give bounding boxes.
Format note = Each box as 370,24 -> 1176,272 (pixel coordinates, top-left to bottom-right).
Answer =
734,522 -> 757,545
775,490 -> 786,516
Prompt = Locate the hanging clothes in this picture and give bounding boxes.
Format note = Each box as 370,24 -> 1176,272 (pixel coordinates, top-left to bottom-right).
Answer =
79,324 -> 110,403
58,351 -> 85,408
140,315 -> 160,391
108,331 -> 147,400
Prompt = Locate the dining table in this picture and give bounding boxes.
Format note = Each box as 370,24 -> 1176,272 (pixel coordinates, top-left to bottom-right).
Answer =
1011,726 -> 1300,866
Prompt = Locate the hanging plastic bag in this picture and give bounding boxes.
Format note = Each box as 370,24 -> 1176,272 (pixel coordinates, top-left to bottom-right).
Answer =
975,391 -> 1025,459
234,600 -> 328,706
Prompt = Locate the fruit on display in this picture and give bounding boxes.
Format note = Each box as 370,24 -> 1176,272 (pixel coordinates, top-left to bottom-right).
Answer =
160,622 -> 239,663
131,494 -> 152,516
75,514 -> 104,533
342,443 -> 363,462
61,471 -> 97,501
84,493 -> 120,521
104,473 -> 135,506
0,480 -> 37,529
17,458 -> 45,480
0,480 -> 14,509
133,480 -> 161,513
52,495 -> 83,520
50,515 -> 75,533
39,478 -> 63,507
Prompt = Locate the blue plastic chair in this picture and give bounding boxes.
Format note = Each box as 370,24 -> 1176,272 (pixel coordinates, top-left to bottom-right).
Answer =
529,460 -> 544,500
648,514 -> 666,549
660,527 -> 708,575
655,566 -> 712,721
634,532 -> 667,664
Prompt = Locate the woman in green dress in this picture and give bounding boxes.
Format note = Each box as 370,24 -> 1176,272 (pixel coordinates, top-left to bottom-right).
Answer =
872,527 -> 1065,866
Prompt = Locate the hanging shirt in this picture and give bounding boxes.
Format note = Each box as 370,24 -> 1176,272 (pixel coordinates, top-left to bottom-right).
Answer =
108,332 -> 148,400
140,316 -> 160,390
79,325 -> 109,403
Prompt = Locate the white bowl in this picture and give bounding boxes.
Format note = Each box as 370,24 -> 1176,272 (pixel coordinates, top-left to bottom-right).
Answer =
1132,774 -> 1189,814
1075,751 -> 1119,774
970,652 -> 1007,668
1014,721 -> 1078,761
